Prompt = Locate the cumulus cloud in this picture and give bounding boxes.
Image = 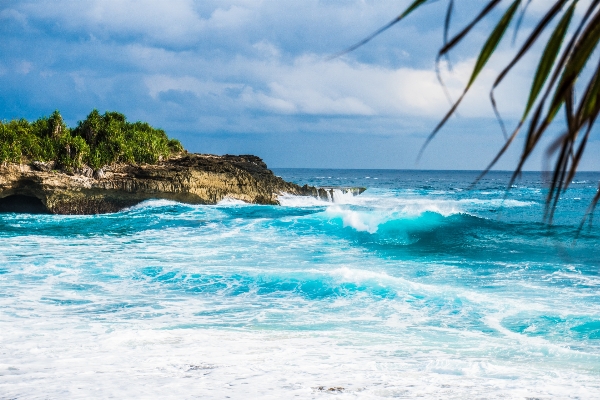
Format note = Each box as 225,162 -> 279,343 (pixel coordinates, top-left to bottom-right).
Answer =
19,0 -> 204,45
0,0 -> 534,121
16,61 -> 33,75
144,75 -> 243,101
0,0 -> 569,168
141,50 -> 528,120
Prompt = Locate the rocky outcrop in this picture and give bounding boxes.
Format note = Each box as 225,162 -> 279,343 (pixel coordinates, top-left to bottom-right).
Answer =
0,154 -> 365,215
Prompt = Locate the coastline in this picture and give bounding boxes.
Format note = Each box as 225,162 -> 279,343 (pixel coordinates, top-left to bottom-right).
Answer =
1,169 -> 598,398
0,154 -> 366,214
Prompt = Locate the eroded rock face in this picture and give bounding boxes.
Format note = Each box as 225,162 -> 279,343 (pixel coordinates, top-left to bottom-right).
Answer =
0,154 -> 337,215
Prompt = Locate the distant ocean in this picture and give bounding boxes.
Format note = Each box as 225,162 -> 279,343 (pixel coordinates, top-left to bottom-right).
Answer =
1,169 -> 599,399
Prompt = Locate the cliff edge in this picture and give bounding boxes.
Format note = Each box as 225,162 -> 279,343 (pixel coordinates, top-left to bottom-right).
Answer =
0,154 -> 354,214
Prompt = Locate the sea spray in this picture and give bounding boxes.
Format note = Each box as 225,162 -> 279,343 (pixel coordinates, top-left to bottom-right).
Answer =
1,169 -> 599,399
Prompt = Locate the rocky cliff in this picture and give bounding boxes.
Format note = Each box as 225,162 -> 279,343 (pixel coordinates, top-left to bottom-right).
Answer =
0,154 -> 364,214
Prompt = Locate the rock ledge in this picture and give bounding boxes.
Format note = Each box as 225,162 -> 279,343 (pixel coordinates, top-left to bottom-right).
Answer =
0,154 -> 361,215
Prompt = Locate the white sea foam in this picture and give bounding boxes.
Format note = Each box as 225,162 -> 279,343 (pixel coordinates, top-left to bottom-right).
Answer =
324,205 -> 385,233
331,189 -> 357,204
2,175 -> 599,399
280,190 -> 533,216
2,317 -> 599,399
281,192 -> 534,234
110,196 -> 248,211
127,198 -> 184,210
217,197 -> 248,205
277,193 -> 330,207
321,199 -> 466,234
327,266 -> 426,292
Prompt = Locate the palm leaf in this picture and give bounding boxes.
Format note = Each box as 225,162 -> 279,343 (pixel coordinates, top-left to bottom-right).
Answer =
435,0 -> 506,108
523,2 -> 575,119
488,0 -> 570,141
534,8 -> 600,222
578,185 -> 600,235
559,59 -> 600,193
439,0 -> 503,56
546,7 -> 600,125
418,0 -> 521,159
512,0 -> 533,44
442,0 -> 454,68
508,1 -> 599,189
328,0 -> 431,59
577,60 -> 600,123
335,0 -> 600,226
469,0 -> 522,87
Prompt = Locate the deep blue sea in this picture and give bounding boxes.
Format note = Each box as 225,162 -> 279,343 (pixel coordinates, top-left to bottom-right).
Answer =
1,169 -> 599,399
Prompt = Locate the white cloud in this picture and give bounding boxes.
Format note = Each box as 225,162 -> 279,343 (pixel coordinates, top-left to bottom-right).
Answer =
10,0 -> 409,51
209,4 -> 253,29
18,0 -> 206,46
0,8 -> 27,25
3,0 -> 535,123
97,0 -> 534,123
240,87 -> 298,114
140,50 -> 529,120
144,75 -> 243,100
0,0 -> 555,170
17,61 -> 33,75
252,41 -> 280,59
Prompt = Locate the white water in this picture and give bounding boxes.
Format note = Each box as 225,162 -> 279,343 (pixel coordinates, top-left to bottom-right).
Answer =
1,171 -> 599,398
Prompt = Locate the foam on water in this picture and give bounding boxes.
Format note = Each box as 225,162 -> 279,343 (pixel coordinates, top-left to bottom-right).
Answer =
217,196 -> 248,205
278,193 -> 330,207
1,170 -> 599,398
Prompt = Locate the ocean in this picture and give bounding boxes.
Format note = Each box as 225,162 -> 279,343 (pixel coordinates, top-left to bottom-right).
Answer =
1,169 -> 599,399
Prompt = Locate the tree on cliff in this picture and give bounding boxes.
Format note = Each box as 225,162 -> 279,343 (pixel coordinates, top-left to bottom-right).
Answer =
339,0 -> 600,225
0,110 -> 184,171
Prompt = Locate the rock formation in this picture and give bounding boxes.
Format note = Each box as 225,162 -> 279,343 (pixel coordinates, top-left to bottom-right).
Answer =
0,154 -> 365,214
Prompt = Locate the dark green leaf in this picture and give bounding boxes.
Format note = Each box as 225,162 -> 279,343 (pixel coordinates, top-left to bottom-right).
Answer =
329,0 -> 430,59
439,0 -> 503,56
512,0 -> 533,44
419,0 -> 520,159
509,0 -> 599,188
488,0 -> 568,140
579,64 -> 600,120
468,0 -> 521,87
546,8 -> 600,123
398,0 -> 430,21
443,0 -> 454,51
524,2 -> 575,119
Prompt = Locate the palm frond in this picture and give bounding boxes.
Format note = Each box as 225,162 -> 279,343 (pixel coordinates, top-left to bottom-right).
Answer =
418,0 -> 521,160
442,0 -> 455,69
327,0 -> 431,60
512,0 -> 533,44
336,0 -> 600,227
489,0 -> 571,141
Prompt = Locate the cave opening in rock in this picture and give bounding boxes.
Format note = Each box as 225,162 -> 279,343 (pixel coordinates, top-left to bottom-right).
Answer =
0,195 -> 50,214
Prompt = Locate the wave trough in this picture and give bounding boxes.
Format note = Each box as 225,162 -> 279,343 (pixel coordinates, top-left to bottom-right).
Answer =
0,169 -> 599,399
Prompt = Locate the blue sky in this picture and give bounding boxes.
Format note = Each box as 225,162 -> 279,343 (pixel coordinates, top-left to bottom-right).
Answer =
1,0 -> 598,170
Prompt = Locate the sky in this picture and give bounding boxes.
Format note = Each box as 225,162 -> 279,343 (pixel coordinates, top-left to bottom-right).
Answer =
1,0 -> 599,170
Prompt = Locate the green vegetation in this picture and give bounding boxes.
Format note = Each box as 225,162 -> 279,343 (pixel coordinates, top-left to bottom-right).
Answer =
342,0 -> 600,225
0,110 -> 184,170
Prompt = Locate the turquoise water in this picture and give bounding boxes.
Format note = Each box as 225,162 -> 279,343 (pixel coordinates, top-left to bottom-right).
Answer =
1,169 -> 599,398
